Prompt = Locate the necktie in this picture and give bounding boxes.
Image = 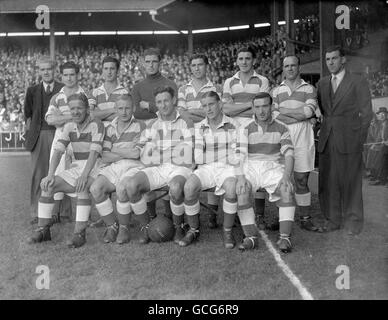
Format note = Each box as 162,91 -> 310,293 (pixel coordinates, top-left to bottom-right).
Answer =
46,85 -> 51,95
331,76 -> 337,93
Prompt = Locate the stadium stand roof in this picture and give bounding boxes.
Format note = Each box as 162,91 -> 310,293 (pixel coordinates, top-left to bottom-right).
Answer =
0,0 -> 176,13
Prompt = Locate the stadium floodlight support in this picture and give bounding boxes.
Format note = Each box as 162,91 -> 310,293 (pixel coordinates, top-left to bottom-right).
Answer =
284,0 -> 295,55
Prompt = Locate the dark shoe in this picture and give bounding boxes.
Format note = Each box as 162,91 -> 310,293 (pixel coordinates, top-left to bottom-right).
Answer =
49,213 -> 60,226
103,223 -> 118,243
30,217 -> 38,225
178,229 -> 199,247
28,226 -> 51,244
173,224 -> 185,244
66,231 -> 86,248
256,215 -> 265,230
223,230 -> 235,249
321,221 -> 341,233
277,236 -> 292,253
207,213 -> 218,229
138,225 -> 150,244
116,225 -> 130,244
238,236 -> 258,251
89,218 -> 105,228
300,216 -> 321,232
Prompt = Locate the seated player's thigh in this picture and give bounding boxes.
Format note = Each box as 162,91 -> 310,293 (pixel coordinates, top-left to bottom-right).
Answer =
192,164 -> 216,191
260,162 -> 284,202
51,176 -> 77,195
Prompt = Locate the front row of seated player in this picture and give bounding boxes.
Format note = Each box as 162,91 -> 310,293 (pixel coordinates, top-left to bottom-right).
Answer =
29,87 -> 296,253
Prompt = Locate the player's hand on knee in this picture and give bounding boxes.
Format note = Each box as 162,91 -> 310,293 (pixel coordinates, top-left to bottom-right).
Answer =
75,174 -> 88,193
41,175 -> 55,192
236,175 -> 249,195
279,175 -> 294,194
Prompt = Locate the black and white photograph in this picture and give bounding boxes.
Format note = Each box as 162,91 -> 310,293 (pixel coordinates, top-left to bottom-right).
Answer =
0,0 -> 387,304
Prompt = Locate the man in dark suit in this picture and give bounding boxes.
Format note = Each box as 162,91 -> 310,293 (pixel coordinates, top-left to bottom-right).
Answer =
317,45 -> 373,235
24,57 -> 64,224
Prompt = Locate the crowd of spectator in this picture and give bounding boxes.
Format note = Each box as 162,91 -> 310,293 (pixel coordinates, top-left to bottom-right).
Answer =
0,11 -> 384,134
367,69 -> 388,98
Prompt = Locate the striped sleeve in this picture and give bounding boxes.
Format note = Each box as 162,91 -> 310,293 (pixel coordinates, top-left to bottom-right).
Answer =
55,124 -> 71,153
177,85 -> 187,109
222,78 -> 233,103
45,94 -> 60,121
304,85 -> 318,113
89,120 -> 105,154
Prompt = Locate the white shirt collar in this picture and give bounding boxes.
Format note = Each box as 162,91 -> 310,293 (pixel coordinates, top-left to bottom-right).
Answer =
331,68 -> 345,84
43,82 -> 53,91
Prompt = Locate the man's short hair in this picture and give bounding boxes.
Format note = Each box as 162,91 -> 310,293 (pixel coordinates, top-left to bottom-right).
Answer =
283,55 -> 300,66
115,94 -> 133,106
37,56 -> 55,68
60,61 -> 80,74
143,48 -> 161,61
252,92 -> 273,105
237,46 -> 257,60
67,93 -> 89,108
189,54 -> 209,65
153,86 -> 175,99
325,45 -> 345,57
102,56 -> 120,69
201,90 -> 220,102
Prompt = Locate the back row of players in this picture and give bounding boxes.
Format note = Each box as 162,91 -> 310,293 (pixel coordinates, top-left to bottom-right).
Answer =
28,47 -> 319,253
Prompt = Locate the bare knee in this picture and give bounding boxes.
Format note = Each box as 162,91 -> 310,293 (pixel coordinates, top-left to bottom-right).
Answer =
116,180 -> 129,202
184,176 -> 201,201
90,180 -> 105,200
294,172 -> 309,192
169,178 -> 185,202
223,178 -> 237,200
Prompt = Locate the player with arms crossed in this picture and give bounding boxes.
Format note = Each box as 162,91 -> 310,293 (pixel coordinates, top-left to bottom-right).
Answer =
118,86 -> 193,244
222,46 -> 271,227
89,94 -> 145,244
177,54 -> 223,229
271,55 -> 319,231
89,56 -> 129,126
180,91 -> 242,248
237,92 -> 296,252
29,93 -> 104,248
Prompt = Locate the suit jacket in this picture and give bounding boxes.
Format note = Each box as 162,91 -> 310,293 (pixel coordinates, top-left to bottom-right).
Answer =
24,81 -> 63,151
317,71 -> 373,154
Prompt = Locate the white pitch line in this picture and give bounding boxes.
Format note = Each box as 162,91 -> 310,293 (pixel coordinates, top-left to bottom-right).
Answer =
259,230 -> 314,300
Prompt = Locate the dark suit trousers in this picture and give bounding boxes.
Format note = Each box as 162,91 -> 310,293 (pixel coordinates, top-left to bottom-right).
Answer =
30,130 -> 54,217
318,137 -> 364,233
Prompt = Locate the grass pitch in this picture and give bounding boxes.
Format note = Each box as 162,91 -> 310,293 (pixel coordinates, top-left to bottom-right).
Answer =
0,154 -> 387,300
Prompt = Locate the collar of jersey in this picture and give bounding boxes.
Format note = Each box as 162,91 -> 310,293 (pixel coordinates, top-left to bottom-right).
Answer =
202,113 -> 230,129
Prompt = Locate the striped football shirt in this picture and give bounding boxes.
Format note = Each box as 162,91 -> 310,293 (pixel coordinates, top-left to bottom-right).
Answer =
136,111 -> 194,167
45,86 -> 89,125
89,83 -> 129,112
271,79 -> 317,118
242,116 -> 294,163
177,79 -> 222,110
55,116 -> 105,161
222,71 -> 270,106
194,114 -> 243,172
